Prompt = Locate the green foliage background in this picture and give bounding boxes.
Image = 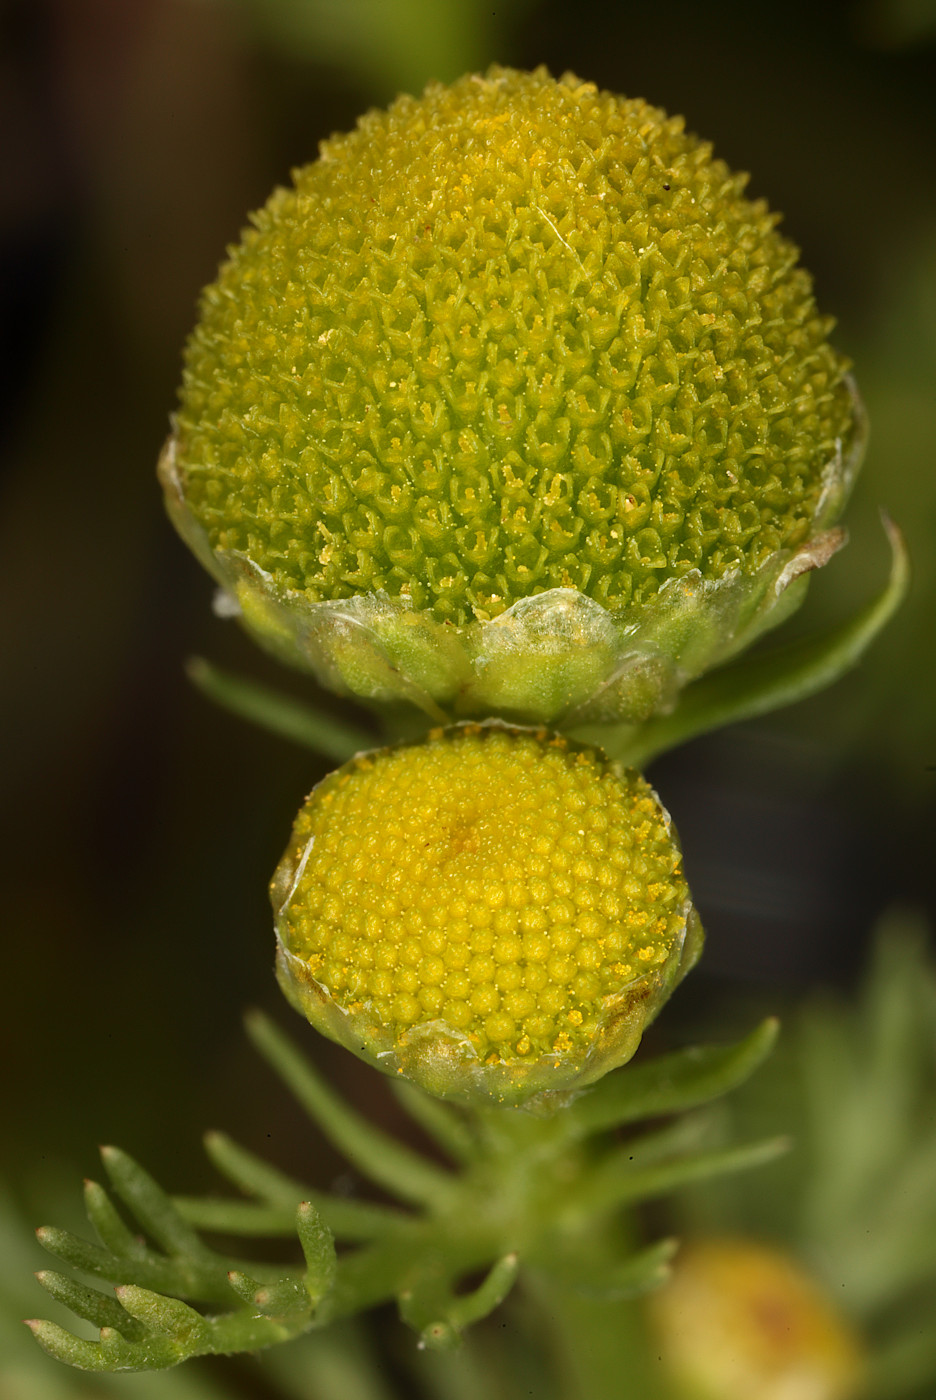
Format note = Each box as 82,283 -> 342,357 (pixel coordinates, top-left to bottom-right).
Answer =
1,0 -> 934,1393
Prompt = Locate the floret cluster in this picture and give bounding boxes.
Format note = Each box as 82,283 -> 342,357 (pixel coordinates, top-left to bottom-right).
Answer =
275,725 -> 692,1064
175,66 -> 855,625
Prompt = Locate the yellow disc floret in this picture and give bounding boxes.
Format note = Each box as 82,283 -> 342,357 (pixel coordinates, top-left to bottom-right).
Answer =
272,724 -> 701,1105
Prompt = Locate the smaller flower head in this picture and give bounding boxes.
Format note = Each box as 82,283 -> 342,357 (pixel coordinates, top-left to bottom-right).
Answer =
272,723 -> 701,1106
649,1239 -> 865,1400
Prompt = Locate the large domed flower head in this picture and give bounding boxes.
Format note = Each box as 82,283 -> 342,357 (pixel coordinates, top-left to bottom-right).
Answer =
162,66 -> 861,725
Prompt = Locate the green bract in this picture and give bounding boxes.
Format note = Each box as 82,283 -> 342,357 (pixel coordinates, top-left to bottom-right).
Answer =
162,66 -> 861,724
272,723 -> 702,1107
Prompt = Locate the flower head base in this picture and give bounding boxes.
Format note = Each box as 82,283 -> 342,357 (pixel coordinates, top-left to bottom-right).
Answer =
272,724 -> 702,1106
163,66 -> 860,724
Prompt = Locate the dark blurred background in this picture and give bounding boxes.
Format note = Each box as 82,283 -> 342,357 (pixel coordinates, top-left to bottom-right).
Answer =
1,0 -> 934,1339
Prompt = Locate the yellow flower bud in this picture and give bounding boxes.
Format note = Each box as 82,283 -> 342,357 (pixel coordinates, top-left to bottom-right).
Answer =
162,67 -> 860,725
272,723 -> 702,1106
649,1239 -> 865,1400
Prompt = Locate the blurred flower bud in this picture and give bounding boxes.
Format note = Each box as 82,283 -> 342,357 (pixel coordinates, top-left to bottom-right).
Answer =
649,1238 -> 865,1400
272,723 -> 701,1107
161,67 -> 861,725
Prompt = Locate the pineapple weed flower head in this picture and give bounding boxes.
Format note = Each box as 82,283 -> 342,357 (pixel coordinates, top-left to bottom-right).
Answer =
23,68 -> 918,1396
162,65 -> 862,726
273,723 -> 701,1106
649,1239 -> 865,1400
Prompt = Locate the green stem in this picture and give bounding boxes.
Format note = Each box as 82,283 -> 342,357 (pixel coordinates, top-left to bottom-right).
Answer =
523,1268 -> 670,1400
256,1320 -> 400,1400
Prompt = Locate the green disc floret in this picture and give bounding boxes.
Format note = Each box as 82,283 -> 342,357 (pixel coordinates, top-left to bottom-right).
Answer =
273,724 -> 702,1105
